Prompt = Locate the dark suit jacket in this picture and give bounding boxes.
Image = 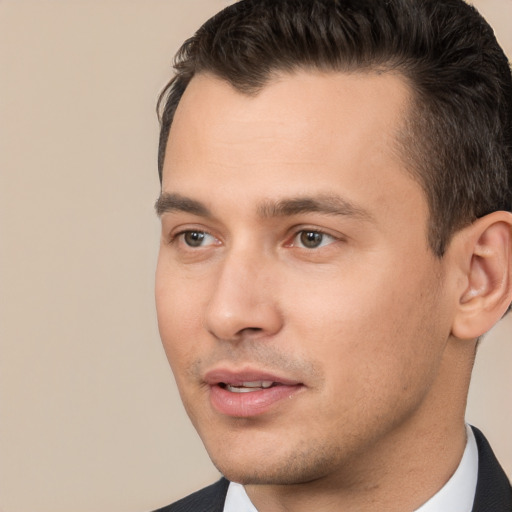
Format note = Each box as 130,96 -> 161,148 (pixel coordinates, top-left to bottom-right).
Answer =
155,426 -> 511,512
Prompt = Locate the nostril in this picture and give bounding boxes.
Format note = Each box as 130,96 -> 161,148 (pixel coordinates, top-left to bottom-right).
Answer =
238,327 -> 264,335
205,291 -> 283,341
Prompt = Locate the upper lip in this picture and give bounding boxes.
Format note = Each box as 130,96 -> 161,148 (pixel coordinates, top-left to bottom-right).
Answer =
204,367 -> 302,387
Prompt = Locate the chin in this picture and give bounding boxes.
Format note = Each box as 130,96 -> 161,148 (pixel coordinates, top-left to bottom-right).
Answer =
206,441 -> 343,486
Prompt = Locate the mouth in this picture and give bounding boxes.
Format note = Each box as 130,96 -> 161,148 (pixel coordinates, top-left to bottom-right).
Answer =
219,381 -> 281,393
205,369 -> 304,417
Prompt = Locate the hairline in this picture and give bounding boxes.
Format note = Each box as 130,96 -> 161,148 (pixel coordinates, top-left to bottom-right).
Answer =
159,65 -> 444,255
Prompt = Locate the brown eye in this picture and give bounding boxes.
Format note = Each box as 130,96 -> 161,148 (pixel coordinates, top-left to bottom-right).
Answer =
183,231 -> 207,247
299,231 -> 325,248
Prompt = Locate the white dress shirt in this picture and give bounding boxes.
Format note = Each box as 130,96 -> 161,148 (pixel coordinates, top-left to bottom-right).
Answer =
223,425 -> 478,512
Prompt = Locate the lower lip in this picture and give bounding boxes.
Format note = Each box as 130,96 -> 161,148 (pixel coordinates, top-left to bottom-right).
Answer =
209,384 -> 303,417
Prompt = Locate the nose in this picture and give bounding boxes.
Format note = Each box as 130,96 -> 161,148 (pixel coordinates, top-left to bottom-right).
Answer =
204,249 -> 283,342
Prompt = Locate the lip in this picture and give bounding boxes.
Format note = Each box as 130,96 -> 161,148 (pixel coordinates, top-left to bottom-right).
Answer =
204,367 -> 304,418
204,368 -> 301,387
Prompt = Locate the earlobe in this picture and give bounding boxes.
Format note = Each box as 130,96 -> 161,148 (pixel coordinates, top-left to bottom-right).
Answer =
451,211 -> 512,340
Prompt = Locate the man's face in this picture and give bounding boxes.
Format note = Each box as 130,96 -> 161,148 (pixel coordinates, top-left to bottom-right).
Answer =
156,71 -> 455,485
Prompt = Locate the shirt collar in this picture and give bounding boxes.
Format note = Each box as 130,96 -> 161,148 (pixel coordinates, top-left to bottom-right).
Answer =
414,424 -> 478,512
224,481 -> 258,512
223,425 -> 478,512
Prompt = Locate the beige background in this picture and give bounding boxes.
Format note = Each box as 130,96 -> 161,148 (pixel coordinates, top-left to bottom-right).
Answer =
0,1 -> 511,511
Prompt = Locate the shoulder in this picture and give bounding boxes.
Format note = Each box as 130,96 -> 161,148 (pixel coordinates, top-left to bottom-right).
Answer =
151,478 -> 230,512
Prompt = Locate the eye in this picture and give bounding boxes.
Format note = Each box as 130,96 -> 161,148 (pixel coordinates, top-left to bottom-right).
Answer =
179,230 -> 218,248
292,230 -> 336,249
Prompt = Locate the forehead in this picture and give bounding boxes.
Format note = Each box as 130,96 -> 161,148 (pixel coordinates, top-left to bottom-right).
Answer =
161,70 -> 422,222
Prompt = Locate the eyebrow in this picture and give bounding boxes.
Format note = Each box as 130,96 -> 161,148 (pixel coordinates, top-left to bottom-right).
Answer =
257,195 -> 373,221
155,192 -> 373,222
155,193 -> 211,217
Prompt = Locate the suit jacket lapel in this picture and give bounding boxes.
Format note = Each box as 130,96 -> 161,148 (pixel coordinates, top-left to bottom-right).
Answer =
471,426 -> 512,511
156,478 -> 229,512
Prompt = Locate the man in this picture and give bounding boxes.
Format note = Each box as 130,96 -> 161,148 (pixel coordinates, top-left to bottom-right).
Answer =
152,0 -> 512,510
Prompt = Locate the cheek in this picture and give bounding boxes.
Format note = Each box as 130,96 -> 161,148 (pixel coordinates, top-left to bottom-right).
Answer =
285,263 -> 447,396
155,260 -> 206,369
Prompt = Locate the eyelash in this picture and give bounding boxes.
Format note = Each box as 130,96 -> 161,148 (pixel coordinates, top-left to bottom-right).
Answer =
170,229 -> 219,248
287,229 -> 338,249
169,228 -> 339,250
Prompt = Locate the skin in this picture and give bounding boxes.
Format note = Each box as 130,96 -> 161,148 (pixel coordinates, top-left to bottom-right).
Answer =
155,71 -> 480,511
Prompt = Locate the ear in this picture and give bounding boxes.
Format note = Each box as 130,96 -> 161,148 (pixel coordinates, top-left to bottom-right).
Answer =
450,211 -> 512,340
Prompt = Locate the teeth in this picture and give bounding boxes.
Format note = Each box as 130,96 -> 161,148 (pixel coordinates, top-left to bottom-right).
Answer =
226,385 -> 256,393
225,381 -> 274,393
243,381 -> 274,388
